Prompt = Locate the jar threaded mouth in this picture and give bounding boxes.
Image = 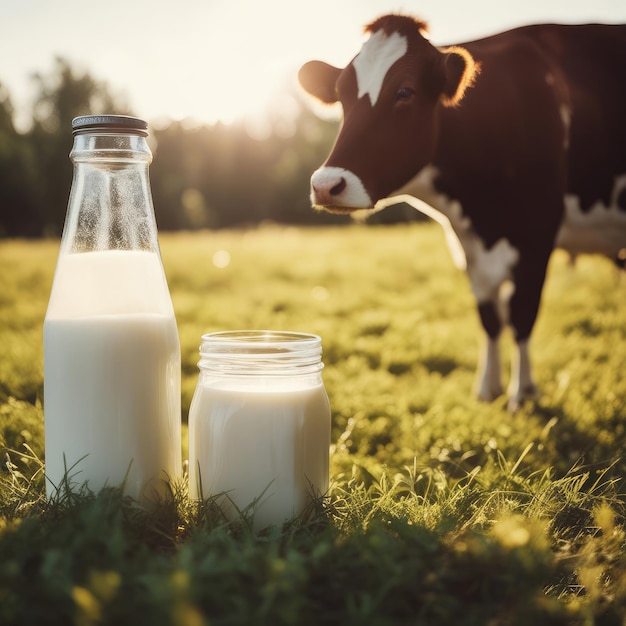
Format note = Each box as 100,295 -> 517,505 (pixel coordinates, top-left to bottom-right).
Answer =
198,330 -> 324,376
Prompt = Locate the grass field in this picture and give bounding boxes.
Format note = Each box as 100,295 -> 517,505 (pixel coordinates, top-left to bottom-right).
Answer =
1,223 -> 625,625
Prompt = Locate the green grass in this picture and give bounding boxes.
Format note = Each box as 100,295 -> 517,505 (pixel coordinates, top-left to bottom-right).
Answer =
1,223 -> 625,625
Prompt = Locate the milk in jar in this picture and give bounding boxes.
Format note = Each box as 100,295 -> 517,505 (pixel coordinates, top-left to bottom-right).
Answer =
188,331 -> 331,529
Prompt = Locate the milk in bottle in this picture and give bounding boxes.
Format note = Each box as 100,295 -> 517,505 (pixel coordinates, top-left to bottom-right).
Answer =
43,115 -> 181,504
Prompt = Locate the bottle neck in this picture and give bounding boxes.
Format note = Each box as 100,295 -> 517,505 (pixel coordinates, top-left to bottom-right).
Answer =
61,133 -> 159,254
70,133 -> 152,164
197,331 -> 325,380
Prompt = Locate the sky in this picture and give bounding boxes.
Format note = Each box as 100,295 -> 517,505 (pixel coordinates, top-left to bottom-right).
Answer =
1,0 -> 625,132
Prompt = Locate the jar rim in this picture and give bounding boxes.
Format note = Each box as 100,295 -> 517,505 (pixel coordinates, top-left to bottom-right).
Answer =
201,330 -> 321,347
198,330 -> 324,375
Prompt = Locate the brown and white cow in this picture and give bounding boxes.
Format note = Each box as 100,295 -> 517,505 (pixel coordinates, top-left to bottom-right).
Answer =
298,14 -> 626,410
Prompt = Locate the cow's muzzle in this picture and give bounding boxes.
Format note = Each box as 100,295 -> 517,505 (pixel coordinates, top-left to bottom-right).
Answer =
310,166 -> 373,211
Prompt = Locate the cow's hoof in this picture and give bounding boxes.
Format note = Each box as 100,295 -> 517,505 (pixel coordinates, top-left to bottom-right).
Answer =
507,384 -> 539,412
476,386 -> 504,403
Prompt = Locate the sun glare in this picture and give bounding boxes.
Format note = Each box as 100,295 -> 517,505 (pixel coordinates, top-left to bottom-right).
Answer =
151,1 -> 307,131
143,50 -> 287,130
2,0 -> 363,133
204,58 -> 284,125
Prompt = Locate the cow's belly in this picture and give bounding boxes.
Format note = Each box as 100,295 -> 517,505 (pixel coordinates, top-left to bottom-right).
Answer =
557,176 -> 626,259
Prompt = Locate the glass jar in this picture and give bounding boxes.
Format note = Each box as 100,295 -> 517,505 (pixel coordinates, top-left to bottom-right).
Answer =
188,331 -> 331,529
43,115 -> 181,504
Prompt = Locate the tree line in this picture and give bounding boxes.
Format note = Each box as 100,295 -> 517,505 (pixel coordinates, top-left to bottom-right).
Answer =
0,58 -> 421,238
0,58 -> 341,237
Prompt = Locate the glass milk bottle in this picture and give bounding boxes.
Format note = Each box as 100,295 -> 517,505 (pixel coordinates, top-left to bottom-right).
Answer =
44,114 -> 181,504
188,331 -> 331,529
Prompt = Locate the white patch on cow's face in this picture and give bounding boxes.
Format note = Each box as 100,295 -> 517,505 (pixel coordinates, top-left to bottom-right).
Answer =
353,29 -> 408,106
310,166 -> 372,209
557,174 -> 626,259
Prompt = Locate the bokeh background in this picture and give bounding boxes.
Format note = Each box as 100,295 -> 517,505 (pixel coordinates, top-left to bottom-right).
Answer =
1,0 -> 625,236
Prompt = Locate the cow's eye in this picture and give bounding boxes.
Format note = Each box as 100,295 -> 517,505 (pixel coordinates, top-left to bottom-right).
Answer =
396,87 -> 415,101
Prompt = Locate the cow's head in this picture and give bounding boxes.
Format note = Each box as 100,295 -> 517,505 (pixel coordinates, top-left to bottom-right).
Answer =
298,14 -> 479,213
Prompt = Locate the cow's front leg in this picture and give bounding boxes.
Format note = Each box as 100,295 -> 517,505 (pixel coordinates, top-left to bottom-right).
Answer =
507,338 -> 537,411
475,301 -> 504,401
506,252 -> 549,411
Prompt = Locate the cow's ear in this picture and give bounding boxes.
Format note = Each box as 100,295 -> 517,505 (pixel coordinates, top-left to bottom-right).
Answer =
440,46 -> 479,107
298,61 -> 342,104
